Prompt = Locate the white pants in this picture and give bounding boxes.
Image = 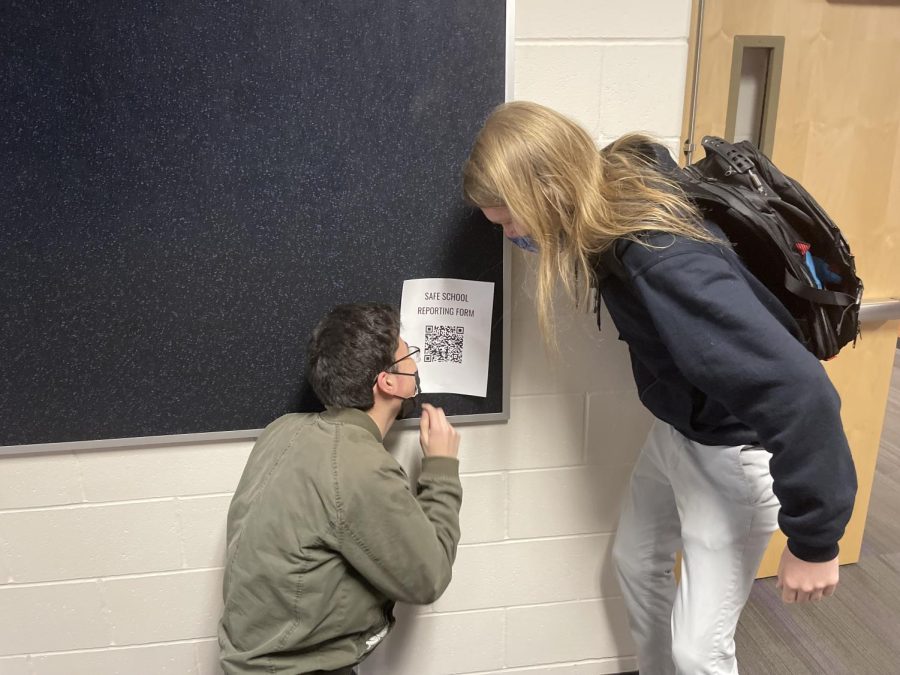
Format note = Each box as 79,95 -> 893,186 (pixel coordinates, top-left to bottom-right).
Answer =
612,421 -> 780,675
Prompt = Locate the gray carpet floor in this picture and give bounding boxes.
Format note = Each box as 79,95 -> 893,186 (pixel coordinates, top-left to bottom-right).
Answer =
735,348 -> 900,674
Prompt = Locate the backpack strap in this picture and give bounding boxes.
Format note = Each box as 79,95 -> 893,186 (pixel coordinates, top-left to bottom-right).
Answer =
783,270 -> 858,306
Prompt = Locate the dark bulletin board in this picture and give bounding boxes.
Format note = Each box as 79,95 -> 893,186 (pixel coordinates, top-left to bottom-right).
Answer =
0,0 -> 508,449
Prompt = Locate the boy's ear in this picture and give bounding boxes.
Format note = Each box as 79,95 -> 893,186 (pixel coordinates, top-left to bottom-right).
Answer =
374,370 -> 394,395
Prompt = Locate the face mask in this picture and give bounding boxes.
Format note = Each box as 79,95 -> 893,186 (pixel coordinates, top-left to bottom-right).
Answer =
395,371 -> 421,420
508,235 -> 538,253
397,396 -> 417,420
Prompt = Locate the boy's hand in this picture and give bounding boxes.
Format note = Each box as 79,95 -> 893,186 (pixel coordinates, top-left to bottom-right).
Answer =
419,403 -> 460,459
776,548 -> 839,603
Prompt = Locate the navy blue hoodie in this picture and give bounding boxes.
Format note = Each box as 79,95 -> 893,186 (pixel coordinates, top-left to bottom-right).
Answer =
599,221 -> 857,563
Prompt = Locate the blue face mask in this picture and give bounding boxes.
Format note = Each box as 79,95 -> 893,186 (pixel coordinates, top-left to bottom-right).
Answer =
508,235 -> 538,253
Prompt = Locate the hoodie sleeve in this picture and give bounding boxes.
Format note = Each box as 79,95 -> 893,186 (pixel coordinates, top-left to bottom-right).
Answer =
625,242 -> 857,562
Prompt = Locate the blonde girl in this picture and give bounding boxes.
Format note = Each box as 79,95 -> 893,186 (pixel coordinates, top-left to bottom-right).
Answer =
463,101 -> 856,675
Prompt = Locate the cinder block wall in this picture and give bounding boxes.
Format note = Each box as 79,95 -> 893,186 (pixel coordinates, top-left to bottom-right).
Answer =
0,2 -> 691,673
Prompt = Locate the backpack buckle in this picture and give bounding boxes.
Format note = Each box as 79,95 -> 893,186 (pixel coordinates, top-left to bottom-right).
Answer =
701,137 -> 767,194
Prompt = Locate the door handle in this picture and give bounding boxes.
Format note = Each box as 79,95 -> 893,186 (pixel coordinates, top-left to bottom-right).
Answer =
859,298 -> 900,323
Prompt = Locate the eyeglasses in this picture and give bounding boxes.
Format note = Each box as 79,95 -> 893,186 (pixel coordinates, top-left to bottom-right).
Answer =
372,346 -> 421,389
390,346 -> 420,365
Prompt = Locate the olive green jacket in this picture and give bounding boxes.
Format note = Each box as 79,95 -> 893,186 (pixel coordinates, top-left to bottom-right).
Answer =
218,408 -> 462,674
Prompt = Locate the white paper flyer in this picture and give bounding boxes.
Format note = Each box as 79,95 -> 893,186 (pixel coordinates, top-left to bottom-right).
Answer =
399,278 -> 495,397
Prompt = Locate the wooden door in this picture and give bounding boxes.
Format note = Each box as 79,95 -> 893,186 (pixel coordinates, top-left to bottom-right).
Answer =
681,0 -> 900,576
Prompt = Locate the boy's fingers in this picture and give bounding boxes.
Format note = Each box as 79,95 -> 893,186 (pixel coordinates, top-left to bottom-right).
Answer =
419,404 -> 432,437
429,408 -> 444,428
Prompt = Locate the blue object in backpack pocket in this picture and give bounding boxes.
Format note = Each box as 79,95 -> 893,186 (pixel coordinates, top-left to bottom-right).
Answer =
803,252 -> 843,289
802,251 -> 823,289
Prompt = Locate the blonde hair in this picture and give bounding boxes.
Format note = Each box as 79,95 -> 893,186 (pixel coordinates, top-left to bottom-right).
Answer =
462,101 -> 719,346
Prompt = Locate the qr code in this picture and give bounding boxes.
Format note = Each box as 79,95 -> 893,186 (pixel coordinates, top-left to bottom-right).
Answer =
424,325 -> 464,364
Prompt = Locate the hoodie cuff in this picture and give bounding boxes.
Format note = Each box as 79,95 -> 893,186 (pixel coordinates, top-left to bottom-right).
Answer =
787,539 -> 839,563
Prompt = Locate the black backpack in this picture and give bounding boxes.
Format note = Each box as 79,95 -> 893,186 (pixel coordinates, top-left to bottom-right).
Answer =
598,136 -> 863,361
681,137 -> 863,360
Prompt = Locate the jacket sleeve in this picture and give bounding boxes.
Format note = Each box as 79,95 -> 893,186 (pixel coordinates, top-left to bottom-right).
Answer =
628,245 -> 857,562
335,451 -> 462,604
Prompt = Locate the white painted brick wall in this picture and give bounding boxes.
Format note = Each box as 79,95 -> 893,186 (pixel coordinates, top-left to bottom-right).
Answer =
27,643 -> 200,675
507,466 -> 631,539
516,0 -> 690,39
103,570 -> 223,644
195,639 -> 222,675
508,257 -> 636,397
505,599 -> 635,667
178,495 -> 233,568
459,393 -> 586,472
586,390 -> 655,466
78,443 -> 254,501
598,44 -> 690,138
514,45 -> 606,137
457,473 -> 507,545
0,581 -> 110,655
364,608 -> 506,675
2,501 -> 183,583
432,535 -> 619,613
0,1 -> 691,672
0,453 -> 83,509
0,656 -> 30,675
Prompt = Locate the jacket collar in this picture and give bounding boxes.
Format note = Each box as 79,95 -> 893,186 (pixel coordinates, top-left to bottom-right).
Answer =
321,407 -> 384,443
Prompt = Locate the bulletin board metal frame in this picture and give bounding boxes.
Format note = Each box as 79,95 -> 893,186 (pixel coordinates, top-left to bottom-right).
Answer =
0,1 -> 515,457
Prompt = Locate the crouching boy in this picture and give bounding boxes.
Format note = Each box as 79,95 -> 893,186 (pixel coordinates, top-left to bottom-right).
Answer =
219,303 -> 462,674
